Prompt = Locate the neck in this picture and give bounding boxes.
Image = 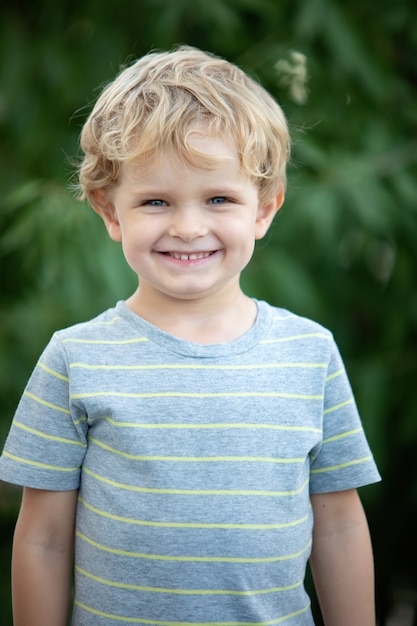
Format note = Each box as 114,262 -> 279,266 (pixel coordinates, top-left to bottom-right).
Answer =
125,287 -> 257,344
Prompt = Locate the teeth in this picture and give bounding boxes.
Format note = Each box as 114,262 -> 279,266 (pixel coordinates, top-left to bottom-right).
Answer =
171,252 -> 212,260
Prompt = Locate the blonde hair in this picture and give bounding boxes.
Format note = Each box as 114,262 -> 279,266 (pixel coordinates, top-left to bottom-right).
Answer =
78,46 -> 290,204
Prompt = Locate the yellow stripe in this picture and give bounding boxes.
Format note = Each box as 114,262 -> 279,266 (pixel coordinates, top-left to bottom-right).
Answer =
83,466 -> 307,496
54,317 -> 121,333
325,368 -> 343,383
271,314 -> 293,321
72,391 -> 323,400
323,399 -> 354,415
261,332 -> 330,344
76,530 -> 311,562
78,497 -> 310,530
88,316 -> 122,326
69,362 -> 326,371
322,428 -> 362,444
74,600 -> 311,625
14,421 -> 86,447
311,456 -> 372,474
75,565 -> 302,596
23,391 -> 71,414
89,437 -> 307,465
89,418 -> 321,433
38,361 -> 69,382
3,451 -> 78,472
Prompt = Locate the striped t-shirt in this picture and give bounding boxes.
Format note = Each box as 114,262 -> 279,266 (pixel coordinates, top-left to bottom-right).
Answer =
0,299 -> 381,625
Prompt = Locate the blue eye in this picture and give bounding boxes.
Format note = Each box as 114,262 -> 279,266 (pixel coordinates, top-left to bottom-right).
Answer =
146,199 -> 166,206
210,197 -> 228,204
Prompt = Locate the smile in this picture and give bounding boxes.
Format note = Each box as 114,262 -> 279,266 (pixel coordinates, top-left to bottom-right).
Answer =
165,252 -> 215,261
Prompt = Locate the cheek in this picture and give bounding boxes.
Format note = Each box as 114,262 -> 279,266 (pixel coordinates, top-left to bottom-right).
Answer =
118,220 -> 160,259
227,221 -> 257,259
219,217 -> 256,253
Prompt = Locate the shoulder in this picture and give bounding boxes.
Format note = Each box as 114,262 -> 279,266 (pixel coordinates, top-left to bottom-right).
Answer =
52,303 -> 128,342
256,301 -> 337,364
259,300 -> 334,342
36,302 -> 138,369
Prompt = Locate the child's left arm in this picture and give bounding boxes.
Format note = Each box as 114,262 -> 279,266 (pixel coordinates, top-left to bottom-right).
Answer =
310,488 -> 376,626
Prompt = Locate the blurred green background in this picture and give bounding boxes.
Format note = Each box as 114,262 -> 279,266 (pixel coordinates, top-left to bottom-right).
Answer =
0,0 -> 416,623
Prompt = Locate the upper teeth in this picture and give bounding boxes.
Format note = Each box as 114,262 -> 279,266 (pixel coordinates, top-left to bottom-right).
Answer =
171,252 -> 211,260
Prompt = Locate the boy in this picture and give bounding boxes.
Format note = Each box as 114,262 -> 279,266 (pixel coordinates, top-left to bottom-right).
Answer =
0,46 -> 380,625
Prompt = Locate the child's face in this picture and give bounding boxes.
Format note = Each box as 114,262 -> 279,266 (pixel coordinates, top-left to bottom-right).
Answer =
93,133 -> 282,310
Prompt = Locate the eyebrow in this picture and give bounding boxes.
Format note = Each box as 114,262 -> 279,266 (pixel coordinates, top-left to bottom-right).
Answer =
128,182 -> 250,196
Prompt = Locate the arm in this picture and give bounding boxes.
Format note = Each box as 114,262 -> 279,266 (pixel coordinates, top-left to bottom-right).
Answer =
12,486 -> 78,626
310,488 -> 376,626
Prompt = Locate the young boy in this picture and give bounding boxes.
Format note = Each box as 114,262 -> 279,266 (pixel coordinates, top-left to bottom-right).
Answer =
0,46 -> 380,625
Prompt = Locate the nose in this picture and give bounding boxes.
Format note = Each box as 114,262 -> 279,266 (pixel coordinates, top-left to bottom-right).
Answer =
168,206 -> 209,241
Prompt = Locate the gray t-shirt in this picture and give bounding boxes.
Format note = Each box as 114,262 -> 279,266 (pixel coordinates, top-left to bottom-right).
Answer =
0,300 -> 381,625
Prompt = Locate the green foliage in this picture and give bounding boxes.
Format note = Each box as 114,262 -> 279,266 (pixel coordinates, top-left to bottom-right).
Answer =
1,0 -> 416,622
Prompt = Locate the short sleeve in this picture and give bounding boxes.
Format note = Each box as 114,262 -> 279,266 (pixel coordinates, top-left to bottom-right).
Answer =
0,333 -> 88,490
309,341 -> 381,494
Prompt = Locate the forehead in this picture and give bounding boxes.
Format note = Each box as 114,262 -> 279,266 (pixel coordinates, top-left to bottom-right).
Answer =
184,130 -> 238,158
122,132 -> 242,180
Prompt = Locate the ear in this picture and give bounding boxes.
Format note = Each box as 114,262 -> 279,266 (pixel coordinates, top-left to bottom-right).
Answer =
90,190 -> 122,242
255,189 -> 285,240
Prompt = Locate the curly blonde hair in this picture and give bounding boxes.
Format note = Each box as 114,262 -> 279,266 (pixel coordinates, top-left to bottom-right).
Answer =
78,46 -> 290,205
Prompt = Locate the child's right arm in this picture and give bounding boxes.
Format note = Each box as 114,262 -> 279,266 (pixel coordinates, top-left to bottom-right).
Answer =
12,486 -> 78,626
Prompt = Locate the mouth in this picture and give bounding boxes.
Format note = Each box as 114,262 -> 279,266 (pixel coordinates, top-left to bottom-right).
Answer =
161,251 -> 216,261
